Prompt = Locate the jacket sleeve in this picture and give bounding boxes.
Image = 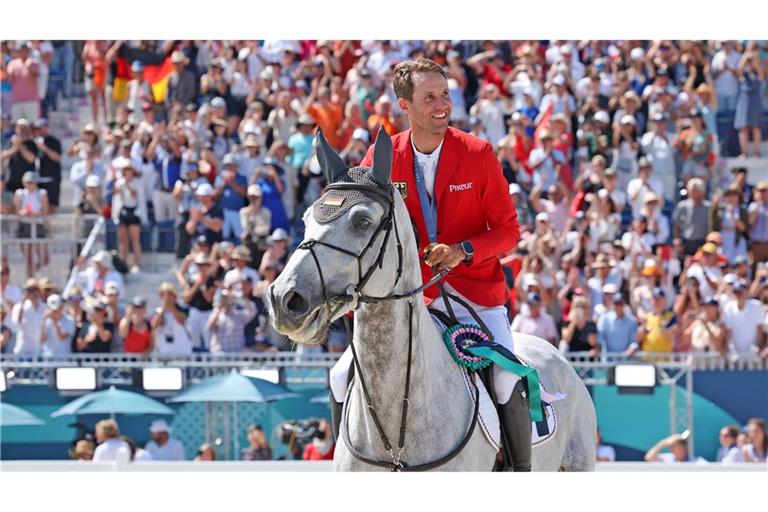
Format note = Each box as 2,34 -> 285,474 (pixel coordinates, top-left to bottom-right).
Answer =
468,146 -> 520,264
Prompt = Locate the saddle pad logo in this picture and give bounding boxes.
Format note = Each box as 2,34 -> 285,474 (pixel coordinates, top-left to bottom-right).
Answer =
449,182 -> 473,193
322,196 -> 345,207
393,181 -> 408,199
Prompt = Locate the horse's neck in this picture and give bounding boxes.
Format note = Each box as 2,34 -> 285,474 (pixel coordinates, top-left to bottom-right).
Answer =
352,293 -> 462,425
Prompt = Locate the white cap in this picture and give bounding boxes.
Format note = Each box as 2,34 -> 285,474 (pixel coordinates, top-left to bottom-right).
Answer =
85,175 -> 101,188
523,274 -> 539,288
149,419 -> 172,434
247,184 -> 263,197
643,258 -> 657,270
46,294 -> 63,310
620,114 -> 637,126
723,273 -> 738,285
630,47 -> 645,61
352,128 -> 370,142
91,250 -> 113,269
552,75 -> 566,86
211,97 -> 226,108
104,281 -> 120,296
594,111 -> 610,124
602,283 -> 618,294
508,183 -> 522,195
535,212 -> 550,223
195,183 -> 215,196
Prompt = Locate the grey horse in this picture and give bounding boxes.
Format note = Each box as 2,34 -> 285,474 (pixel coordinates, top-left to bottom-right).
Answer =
269,128 -> 596,471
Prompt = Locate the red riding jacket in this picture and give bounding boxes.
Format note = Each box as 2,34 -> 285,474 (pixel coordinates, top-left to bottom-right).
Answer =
361,127 -> 520,307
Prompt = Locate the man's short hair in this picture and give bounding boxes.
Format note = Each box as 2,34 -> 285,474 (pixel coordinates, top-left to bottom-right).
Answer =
393,58 -> 446,101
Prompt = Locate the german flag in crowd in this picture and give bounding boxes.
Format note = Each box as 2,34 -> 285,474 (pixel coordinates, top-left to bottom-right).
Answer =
113,53 -> 173,104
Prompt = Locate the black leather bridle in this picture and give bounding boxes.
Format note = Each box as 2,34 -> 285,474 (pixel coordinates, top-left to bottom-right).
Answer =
296,181 -> 480,471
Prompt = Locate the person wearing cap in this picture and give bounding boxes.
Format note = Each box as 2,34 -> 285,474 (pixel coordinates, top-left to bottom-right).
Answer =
14,170 -> 51,276
118,296 -> 153,354
685,242 -> 723,300
637,190 -> 670,245
77,249 -> 125,300
41,294 -> 75,356
207,287 -> 256,354
340,125 -> 371,168
626,154 -> 663,216
597,293 -> 639,355
30,118 -> 62,213
10,278 -> 45,356
722,280 -> 765,357
240,183 -> 272,268
682,297 -> 726,355
74,298 -> 113,353
537,74 -> 576,125
288,112 -> 316,171
214,154 -> 248,243
640,112 -> 676,201
145,419 -> 186,461
711,186 -> 749,264
150,282 -> 192,356
510,292 -> 558,346
507,183 -> 532,229
673,178 -> 711,257
112,157 -> 147,273
469,84 -> 506,148
126,60 -> 151,125
259,228 -> 290,275
68,142 -> 106,210
674,109 -> 713,184
186,182 -> 223,246
636,287 -> 677,357
611,112 -> 641,190
748,181 -> 768,270
6,44 -> 41,123
527,129 -> 566,191
75,173 -> 104,238
181,252 -> 216,351
224,246 -> 260,291
167,51 -> 196,108
1,118 -> 38,193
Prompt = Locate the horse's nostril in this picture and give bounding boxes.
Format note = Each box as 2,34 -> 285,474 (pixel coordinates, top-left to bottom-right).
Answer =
284,290 -> 309,316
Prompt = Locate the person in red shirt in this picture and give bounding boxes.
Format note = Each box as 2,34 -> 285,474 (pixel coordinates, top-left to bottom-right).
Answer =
302,419 -> 335,461
329,58 -> 530,471
119,296 -> 153,354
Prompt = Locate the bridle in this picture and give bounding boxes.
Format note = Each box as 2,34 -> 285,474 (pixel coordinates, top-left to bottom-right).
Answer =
296,181 -> 480,471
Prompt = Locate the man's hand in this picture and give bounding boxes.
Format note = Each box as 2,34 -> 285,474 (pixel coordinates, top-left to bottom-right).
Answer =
423,243 -> 466,272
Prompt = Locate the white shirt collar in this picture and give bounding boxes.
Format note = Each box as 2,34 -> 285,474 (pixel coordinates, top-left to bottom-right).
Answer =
411,135 -> 444,161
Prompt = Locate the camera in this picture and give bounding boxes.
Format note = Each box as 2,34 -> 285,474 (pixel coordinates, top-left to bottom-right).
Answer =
277,419 -> 321,460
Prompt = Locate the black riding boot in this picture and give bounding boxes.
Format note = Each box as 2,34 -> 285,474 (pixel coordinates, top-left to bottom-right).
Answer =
330,393 -> 344,442
498,379 -> 532,471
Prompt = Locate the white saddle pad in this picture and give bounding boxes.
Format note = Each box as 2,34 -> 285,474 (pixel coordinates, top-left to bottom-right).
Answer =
461,368 -> 563,450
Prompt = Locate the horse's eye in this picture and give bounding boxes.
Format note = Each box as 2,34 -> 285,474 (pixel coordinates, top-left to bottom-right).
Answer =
355,217 -> 373,230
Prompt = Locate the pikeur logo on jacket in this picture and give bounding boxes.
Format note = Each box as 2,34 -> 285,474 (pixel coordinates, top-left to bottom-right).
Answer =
362,127 -> 520,307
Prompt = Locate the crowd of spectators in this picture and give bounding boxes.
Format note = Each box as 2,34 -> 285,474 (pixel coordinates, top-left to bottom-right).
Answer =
2,39 -> 768,361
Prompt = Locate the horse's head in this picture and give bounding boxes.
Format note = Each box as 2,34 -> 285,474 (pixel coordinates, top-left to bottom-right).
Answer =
268,127 -> 410,344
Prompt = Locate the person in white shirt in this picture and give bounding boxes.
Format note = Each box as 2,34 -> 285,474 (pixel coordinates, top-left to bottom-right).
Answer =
640,113 -> 677,202
469,83 -> 508,147
626,158 -> 664,216
638,192 -> 670,245
1,263 -> 23,315
224,246 -> 261,291
710,41 -> 742,111
685,243 -> 723,301
40,294 -> 74,356
145,419 -> 187,461
92,419 -> 131,463
150,282 -> 193,356
76,250 -> 125,300
11,278 -> 46,356
722,282 -> 764,357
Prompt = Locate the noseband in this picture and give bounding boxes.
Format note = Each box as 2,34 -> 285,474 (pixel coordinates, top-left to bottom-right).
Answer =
296,181 -> 480,472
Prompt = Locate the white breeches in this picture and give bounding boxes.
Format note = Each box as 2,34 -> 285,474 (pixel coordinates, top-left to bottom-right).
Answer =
329,285 -> 521,404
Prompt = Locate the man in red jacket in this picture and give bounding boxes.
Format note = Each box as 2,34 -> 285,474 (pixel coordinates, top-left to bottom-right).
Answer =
329,58 -> 530,471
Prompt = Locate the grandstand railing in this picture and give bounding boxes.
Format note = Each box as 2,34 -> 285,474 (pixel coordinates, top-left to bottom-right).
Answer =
1,352 -> 764,388
0,213 -> 103,288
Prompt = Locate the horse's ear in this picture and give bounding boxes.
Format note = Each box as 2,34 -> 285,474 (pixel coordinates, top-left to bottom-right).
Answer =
315,128 -> 347,183
370,126 -> 392,187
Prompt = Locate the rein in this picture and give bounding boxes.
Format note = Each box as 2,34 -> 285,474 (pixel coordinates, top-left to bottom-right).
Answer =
296,183 -> 480,471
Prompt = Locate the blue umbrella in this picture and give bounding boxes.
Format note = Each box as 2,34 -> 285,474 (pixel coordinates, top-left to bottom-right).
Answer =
51,386 -> 176,418
1,402 -> 45,426
167,370 -> 300,404
168,370 -> 299,460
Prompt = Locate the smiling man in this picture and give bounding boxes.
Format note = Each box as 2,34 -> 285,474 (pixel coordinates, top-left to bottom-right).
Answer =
329,58 -> 527,470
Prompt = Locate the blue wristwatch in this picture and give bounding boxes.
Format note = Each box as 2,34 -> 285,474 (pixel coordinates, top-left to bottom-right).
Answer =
460,240 -> 474,264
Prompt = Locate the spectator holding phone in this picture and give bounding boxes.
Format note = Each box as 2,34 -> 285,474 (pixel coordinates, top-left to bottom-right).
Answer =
118,296 -> 153,355
74,300 -> 113,353
150,282 -> 192,355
